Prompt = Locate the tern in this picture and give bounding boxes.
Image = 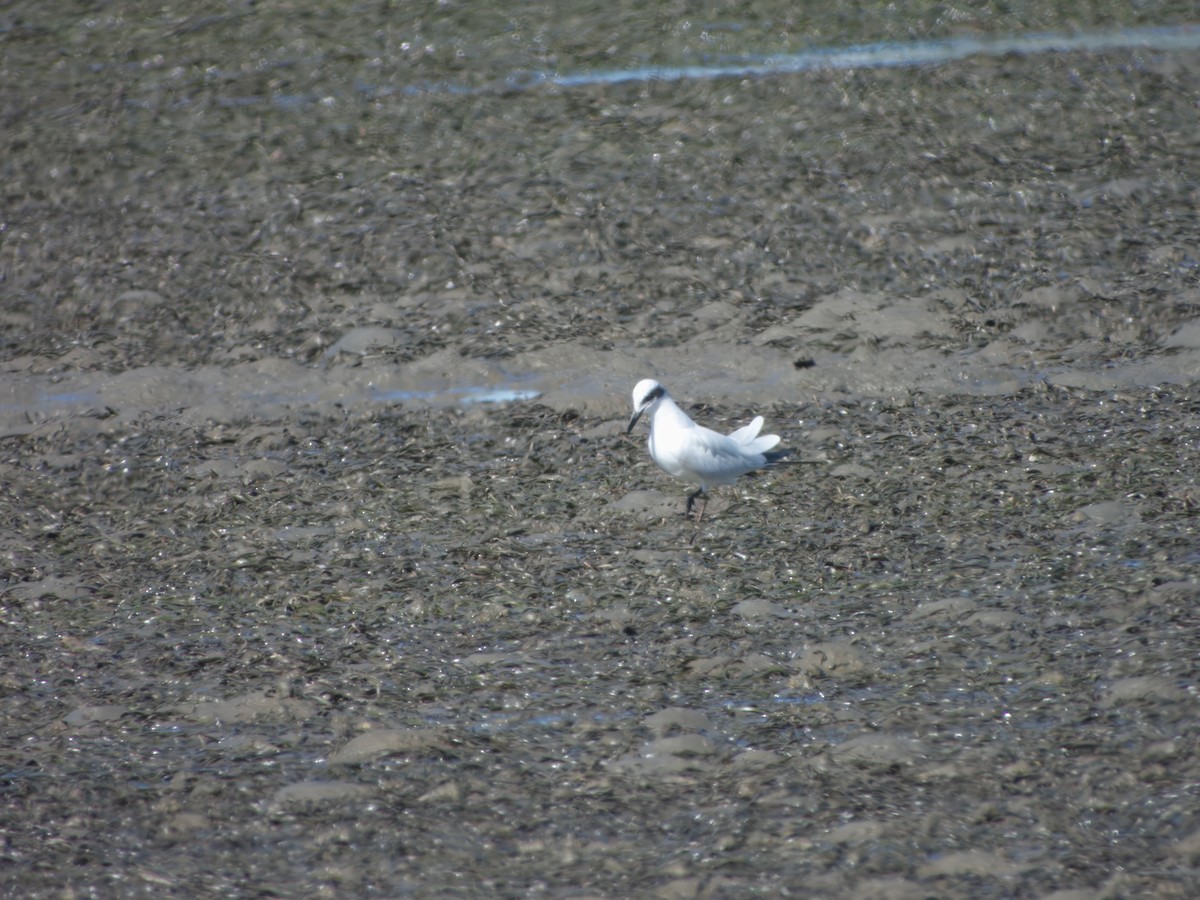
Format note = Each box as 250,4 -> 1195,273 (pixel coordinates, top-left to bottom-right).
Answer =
626,378 -> 783,522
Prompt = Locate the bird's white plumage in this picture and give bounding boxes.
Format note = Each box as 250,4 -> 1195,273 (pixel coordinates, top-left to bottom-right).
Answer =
626,378 -> 781,517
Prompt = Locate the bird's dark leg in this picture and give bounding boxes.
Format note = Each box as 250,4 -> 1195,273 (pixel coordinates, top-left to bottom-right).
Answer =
685,487 -> 707,522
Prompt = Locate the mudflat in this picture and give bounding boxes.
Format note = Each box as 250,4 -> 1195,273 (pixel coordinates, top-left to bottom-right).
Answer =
2,5 -> 1199,897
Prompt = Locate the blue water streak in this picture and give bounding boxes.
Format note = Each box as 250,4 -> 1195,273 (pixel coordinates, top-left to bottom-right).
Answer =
527,25 -> 1200,89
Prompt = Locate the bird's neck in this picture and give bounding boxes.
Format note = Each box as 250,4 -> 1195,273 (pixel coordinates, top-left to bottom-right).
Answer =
652,397 -> 693,430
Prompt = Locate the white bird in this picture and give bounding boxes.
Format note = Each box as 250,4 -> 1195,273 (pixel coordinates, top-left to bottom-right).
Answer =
626,378 -> 784,521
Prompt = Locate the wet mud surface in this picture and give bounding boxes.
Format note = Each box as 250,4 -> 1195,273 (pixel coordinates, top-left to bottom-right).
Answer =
3,4 -> 1200,898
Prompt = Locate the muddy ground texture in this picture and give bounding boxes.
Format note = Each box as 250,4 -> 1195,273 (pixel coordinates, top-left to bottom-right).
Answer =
3,6 -> 1200,898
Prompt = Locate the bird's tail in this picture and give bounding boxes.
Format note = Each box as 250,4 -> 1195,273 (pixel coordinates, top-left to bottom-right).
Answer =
747,435 -> 782,455
729,416 -> 781,455
727,416 -> 762,442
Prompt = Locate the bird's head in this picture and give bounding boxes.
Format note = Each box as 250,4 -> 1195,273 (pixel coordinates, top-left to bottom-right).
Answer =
627,378 -> 667,434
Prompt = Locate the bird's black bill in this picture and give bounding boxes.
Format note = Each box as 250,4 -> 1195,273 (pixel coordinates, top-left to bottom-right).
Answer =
626,409 -> 644,435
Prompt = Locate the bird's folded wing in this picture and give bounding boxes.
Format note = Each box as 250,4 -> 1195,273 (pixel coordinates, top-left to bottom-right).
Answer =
681,432 -> 766,478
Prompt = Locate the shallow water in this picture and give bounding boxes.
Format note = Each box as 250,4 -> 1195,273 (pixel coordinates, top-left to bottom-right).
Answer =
3,2 -> 1200,898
